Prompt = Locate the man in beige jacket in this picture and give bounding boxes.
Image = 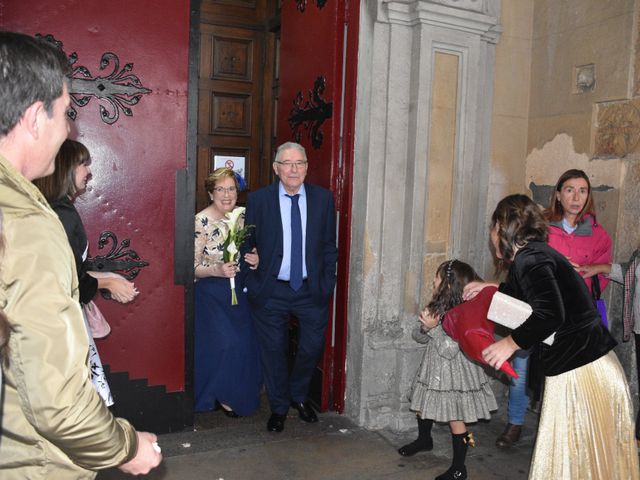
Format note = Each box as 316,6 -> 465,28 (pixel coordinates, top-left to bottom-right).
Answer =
0,32 -> 162,478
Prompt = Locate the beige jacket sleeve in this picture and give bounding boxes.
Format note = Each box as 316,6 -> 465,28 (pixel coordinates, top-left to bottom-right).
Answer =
2,211 -> 137,470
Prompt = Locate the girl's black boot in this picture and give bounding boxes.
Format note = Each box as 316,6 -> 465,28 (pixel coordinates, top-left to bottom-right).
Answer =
434,432 -> 474,480
398,417 -> 434,456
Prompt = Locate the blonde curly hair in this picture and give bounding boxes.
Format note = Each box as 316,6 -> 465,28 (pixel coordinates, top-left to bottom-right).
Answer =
204,168 -> 238,195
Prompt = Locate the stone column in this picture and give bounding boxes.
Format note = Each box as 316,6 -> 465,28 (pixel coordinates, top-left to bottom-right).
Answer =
346,0 -> 501,430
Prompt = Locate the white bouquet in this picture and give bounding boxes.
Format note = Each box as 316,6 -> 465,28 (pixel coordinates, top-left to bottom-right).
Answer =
221,207 -> 253,305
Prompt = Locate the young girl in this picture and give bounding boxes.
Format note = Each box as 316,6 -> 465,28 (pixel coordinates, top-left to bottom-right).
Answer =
399,259 -> 497,480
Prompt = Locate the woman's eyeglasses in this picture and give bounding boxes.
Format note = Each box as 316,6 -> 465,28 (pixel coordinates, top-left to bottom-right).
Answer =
213,186 -> 238,194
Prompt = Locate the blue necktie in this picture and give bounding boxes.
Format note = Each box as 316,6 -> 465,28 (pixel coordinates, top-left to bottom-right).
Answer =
287,194 -> 303,291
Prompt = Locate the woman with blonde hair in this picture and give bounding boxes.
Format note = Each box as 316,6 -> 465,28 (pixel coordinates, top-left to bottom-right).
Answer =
194,168 -> 261,416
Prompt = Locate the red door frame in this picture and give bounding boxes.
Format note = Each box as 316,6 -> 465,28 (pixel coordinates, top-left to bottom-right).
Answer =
277,0 -> 359,413
330,0 -> 359,414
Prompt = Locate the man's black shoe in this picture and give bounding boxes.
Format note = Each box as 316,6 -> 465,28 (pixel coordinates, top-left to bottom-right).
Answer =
290,401 -> 318,423
267,413 -> 286,432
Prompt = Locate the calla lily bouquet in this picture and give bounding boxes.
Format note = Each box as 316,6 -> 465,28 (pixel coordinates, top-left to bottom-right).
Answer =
222,206 -> 254,305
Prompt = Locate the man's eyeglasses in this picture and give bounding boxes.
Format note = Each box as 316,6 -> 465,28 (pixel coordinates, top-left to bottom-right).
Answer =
275,160 -> 308,169
213,186 -> 238,194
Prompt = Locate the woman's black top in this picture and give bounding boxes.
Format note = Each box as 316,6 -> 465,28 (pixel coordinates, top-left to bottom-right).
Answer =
501,241 -> 616,376
50,197 -> 98,305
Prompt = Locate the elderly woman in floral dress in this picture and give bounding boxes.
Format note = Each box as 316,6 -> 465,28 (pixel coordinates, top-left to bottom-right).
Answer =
194,168 -> 262,417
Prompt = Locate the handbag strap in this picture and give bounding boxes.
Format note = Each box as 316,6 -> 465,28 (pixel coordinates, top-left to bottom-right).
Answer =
622,250 -> 640,341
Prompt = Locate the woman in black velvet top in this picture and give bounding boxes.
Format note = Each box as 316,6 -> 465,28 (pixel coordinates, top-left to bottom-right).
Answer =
464,194 -> 638,479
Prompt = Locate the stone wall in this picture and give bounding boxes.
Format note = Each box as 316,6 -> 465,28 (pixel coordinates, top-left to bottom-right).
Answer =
347,0 -> 501,430
347,0 -> 640,432
484,0 -> 534,276
524,0 -> 638,404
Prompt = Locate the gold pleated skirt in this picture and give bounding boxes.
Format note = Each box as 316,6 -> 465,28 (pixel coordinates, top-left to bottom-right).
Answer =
529,351 -> 639,479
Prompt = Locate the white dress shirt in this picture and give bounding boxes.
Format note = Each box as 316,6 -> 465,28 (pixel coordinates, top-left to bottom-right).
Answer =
277,182 -> 308,281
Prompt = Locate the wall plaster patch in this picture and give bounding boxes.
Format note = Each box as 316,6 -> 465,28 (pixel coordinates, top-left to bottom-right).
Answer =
525,133 -> 621,197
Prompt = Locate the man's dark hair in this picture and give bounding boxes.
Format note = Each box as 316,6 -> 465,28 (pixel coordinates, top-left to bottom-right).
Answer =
0,31 -> 70,137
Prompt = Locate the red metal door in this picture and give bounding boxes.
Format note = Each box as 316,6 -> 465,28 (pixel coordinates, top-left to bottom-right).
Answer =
277,0 -> 359,412
2,0 -> 191,431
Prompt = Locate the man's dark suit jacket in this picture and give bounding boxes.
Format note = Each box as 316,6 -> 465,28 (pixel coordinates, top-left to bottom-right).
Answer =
244,181 -> 338,308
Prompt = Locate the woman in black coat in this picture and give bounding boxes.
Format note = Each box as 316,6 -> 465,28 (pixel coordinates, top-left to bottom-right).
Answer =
34,139 -> 138,405
464,194 -> 637,479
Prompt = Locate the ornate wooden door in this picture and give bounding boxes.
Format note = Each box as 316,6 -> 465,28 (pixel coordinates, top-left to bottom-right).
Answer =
277,0 -> 359,412
3,0 -> 191,432
197,0 -> 274,210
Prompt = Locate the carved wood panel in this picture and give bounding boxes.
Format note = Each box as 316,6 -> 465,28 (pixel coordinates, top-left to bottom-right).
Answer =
197,23 -> 266,211
213,0 -> 256,6
200,0 -> 266,26
213,37 -> 252,80
211,92 -> 251,135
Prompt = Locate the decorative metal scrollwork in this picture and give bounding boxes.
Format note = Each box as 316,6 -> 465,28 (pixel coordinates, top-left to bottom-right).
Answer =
85,231 -> 149,280
288,76 -> 333,149
36,34 -> 152,125
296,0 -> 328,13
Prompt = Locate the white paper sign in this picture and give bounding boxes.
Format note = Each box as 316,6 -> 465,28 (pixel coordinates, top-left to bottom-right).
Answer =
214,155 -> 246,179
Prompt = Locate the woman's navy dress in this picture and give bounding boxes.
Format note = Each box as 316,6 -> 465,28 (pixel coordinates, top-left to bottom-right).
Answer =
193,209 -> 261,415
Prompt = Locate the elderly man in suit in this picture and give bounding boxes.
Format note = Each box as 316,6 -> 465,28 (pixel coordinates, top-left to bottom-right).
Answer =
245,141 -> 338,432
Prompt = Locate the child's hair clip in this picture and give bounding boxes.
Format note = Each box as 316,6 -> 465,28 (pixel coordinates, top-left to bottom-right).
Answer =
446,259 -> 455,279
